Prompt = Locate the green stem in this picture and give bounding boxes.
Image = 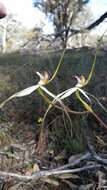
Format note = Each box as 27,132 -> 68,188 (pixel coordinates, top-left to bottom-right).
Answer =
85,49 -> 98,86
48,48 -> 66,83
76,90 -> 107,130
37,88 -> 52,105
76,90 -> 93,112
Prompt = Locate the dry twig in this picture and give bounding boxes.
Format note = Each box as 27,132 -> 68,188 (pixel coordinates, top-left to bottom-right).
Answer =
0,164 -> 101,182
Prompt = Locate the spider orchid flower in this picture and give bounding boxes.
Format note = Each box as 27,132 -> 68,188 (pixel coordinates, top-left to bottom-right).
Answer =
36,71 -> 49,85
54,75 -> 91,103
0,71 -> 56,108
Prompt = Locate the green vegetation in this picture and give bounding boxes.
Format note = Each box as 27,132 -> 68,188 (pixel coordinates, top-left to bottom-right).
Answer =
0,47 -> 107,151
0,47 -> 107,189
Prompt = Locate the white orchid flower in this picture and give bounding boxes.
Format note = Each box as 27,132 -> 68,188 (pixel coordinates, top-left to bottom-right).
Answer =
0,71 -> 53,108
54,75 -> 91,103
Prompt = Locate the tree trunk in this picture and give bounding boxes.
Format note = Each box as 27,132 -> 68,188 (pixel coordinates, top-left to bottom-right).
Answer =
2,23 -> 7,53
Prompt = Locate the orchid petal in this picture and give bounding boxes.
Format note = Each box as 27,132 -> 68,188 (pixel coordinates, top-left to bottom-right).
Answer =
12,85 -> 39,97
40,86 -> 56,99
36,72 -> 44,80
40,86 -> 63,105
0,85 -> 39,108
55,89 -> 73,98
60,87 -> 77,100
78,88 -> 91,103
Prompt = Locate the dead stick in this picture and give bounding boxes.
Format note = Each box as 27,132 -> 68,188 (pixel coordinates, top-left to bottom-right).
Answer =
0,164 -> 101,182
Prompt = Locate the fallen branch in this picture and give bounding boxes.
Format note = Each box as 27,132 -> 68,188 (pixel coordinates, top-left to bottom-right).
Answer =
85,128 -> 107,166
0,164 -> 101,182
55,151 -> 91,171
